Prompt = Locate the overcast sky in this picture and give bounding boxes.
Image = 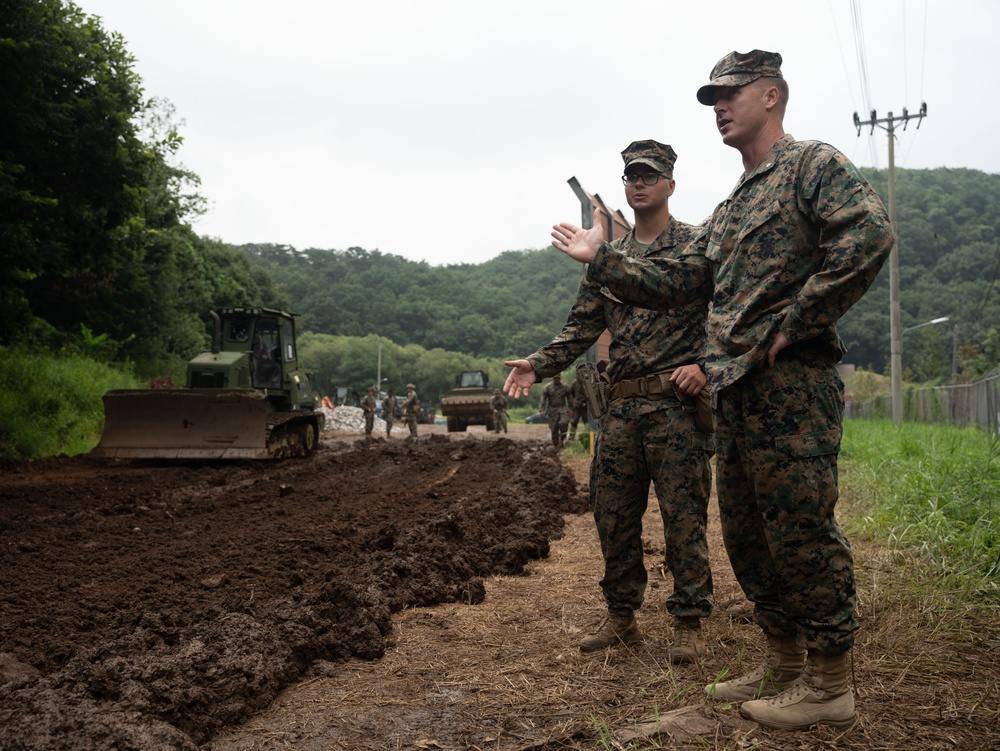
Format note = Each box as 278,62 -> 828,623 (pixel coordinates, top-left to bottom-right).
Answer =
77,0 -> 996,267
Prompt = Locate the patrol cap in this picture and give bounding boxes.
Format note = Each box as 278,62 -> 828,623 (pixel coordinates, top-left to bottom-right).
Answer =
621,140 -> 677,177
696,49 -> 783,106
406,382 -> 415,389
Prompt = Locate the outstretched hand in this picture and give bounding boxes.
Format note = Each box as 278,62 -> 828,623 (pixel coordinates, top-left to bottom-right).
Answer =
503,359 -> 537,400
551,207 -> 604,264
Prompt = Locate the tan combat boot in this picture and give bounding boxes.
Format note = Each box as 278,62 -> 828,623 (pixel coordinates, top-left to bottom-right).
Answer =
739,650 -> 855,730
579,608 -> 641,653
670,617 -> 705,664
704,634 -> 805,702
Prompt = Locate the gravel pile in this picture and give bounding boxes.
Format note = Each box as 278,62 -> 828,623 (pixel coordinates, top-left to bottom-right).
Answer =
321,405 -> 387,432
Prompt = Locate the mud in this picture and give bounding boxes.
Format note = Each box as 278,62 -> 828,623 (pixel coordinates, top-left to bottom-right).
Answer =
0,433 -> 585,750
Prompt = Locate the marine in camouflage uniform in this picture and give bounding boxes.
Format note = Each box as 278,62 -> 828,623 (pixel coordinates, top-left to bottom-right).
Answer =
382,391 -> 396,438
360,387 -> 377,439
539,375 -> 571,447
506,141 -> 714,663
490,390 -> 508,433
402,383 -> 420,438
567,378 -> 588,440
554,51 -> 893,730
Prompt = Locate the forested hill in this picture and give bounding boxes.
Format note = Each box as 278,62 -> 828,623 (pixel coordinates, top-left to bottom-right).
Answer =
839,167 -> 1000,381
235,244 -> 585,360
239,165 -> 1000,380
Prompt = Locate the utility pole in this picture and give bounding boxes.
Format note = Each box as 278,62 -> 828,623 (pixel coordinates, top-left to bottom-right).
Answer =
854,103 -> 928,424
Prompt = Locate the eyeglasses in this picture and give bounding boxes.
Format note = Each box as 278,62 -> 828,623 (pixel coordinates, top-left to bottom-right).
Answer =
622,173 -> 668,186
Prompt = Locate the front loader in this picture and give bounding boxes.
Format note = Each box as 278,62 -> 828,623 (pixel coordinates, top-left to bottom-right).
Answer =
93,307 -> 324,460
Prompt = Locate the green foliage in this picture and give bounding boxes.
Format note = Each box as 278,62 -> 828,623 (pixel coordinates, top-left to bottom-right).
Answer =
0,347 -> 141,458
237,244 -> 583,360
1,0 -> 150,345
841,419 -> 1000,597
840,168 -> 1000,380
298,332 -> 539,409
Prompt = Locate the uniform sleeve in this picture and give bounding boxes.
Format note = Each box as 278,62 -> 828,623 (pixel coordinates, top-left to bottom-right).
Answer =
526,276 -> 608,379
587,230 -> 713,311
780,148 -> 894,343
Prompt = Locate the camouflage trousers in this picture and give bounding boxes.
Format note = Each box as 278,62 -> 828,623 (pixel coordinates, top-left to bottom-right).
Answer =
405,414 -> 418,437
715,350 -> 857,654
548,407 -> 570,446
569,403 -> 588,437
591,397 -> 714,617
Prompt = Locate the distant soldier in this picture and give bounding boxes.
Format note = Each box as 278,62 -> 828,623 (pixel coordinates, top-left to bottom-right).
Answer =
402,383 -> 420,438
567,377 -> 588,441
382,390 -> 396,438
539,374 -> 571,447
490,389 -> 508,433
360,386 -> 377,439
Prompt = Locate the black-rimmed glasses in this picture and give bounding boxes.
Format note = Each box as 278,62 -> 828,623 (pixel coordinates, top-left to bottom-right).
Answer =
622,173 -> 668,186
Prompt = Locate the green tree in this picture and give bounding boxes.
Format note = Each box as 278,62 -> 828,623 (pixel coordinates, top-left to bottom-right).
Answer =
1,0 -> 152,346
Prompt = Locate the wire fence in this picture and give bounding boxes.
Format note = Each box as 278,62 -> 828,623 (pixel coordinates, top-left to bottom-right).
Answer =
846,370 -> 1000,433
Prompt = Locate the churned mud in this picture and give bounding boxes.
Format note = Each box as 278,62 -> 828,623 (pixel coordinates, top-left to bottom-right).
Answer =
0,431 -> 584,750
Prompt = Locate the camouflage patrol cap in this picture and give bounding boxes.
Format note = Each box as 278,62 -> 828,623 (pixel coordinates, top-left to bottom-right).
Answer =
621,140 -> 677,177
696,49 -> 783,106
406,383 -> 415,389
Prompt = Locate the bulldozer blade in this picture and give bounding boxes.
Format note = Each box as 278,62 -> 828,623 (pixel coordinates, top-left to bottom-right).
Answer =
93,389 -> 272,459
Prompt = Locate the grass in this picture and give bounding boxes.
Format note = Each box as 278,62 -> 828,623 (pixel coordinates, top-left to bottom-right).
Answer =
841,418 -> 1000,599
0,347 -> 141,458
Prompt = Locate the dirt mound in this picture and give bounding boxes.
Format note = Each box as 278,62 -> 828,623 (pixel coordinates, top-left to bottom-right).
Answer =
0,435 -> 585,750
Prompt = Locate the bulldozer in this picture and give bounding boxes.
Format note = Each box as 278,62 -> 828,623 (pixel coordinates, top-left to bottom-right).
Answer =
93,306 -> 325,460
439,370 -> 495,432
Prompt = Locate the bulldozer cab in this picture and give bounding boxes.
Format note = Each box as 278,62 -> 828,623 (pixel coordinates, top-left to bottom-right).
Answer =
458,371 -> 488,388
251,318 -> 282,389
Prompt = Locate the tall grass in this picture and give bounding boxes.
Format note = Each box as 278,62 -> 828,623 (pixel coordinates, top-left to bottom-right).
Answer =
0,347 -> 142,458
841,418 -> 1000,598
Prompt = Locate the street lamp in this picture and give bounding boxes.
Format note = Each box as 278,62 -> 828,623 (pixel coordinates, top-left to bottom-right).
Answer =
901,317 -> 950,353
892,316 -> 949,423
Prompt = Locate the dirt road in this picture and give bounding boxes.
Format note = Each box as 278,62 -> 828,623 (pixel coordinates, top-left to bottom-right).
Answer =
0,424 -> 584,750
2,422 -> 997,750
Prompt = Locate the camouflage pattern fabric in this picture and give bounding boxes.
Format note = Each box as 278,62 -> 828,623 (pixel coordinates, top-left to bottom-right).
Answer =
361,392 -> 377,435
528,217 -> 706,384
568,379 -> 588,436
403,390 -> 420,436
587,136 -> 893,393
382,395 -> 396,434
588,135 -> 893,652
716,348 -> 856,653
490,393 -> 508,433
527,218 -> 714,617
540,380 -> 571,446
593,396 -> 713,614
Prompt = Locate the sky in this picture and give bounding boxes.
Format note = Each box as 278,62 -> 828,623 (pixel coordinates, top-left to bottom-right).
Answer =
76,0 -> 998,267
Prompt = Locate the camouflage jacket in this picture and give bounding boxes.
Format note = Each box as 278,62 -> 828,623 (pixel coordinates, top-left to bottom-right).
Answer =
490,393 -> 508,412
402,391 -> 420,415
361,393 -> 377,414
540,381 -> 571,412
382,396 -> 396,418
569,378 -> 587,408
587,135 -> 893,392
527,217 -> 706,383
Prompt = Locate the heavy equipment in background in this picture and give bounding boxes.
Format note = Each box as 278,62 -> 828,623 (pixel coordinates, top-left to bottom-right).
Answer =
439,370 -> 495,432
93,307 -> 325,460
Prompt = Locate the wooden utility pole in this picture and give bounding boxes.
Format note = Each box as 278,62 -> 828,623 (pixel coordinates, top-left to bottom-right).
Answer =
854,103 -> 928,423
